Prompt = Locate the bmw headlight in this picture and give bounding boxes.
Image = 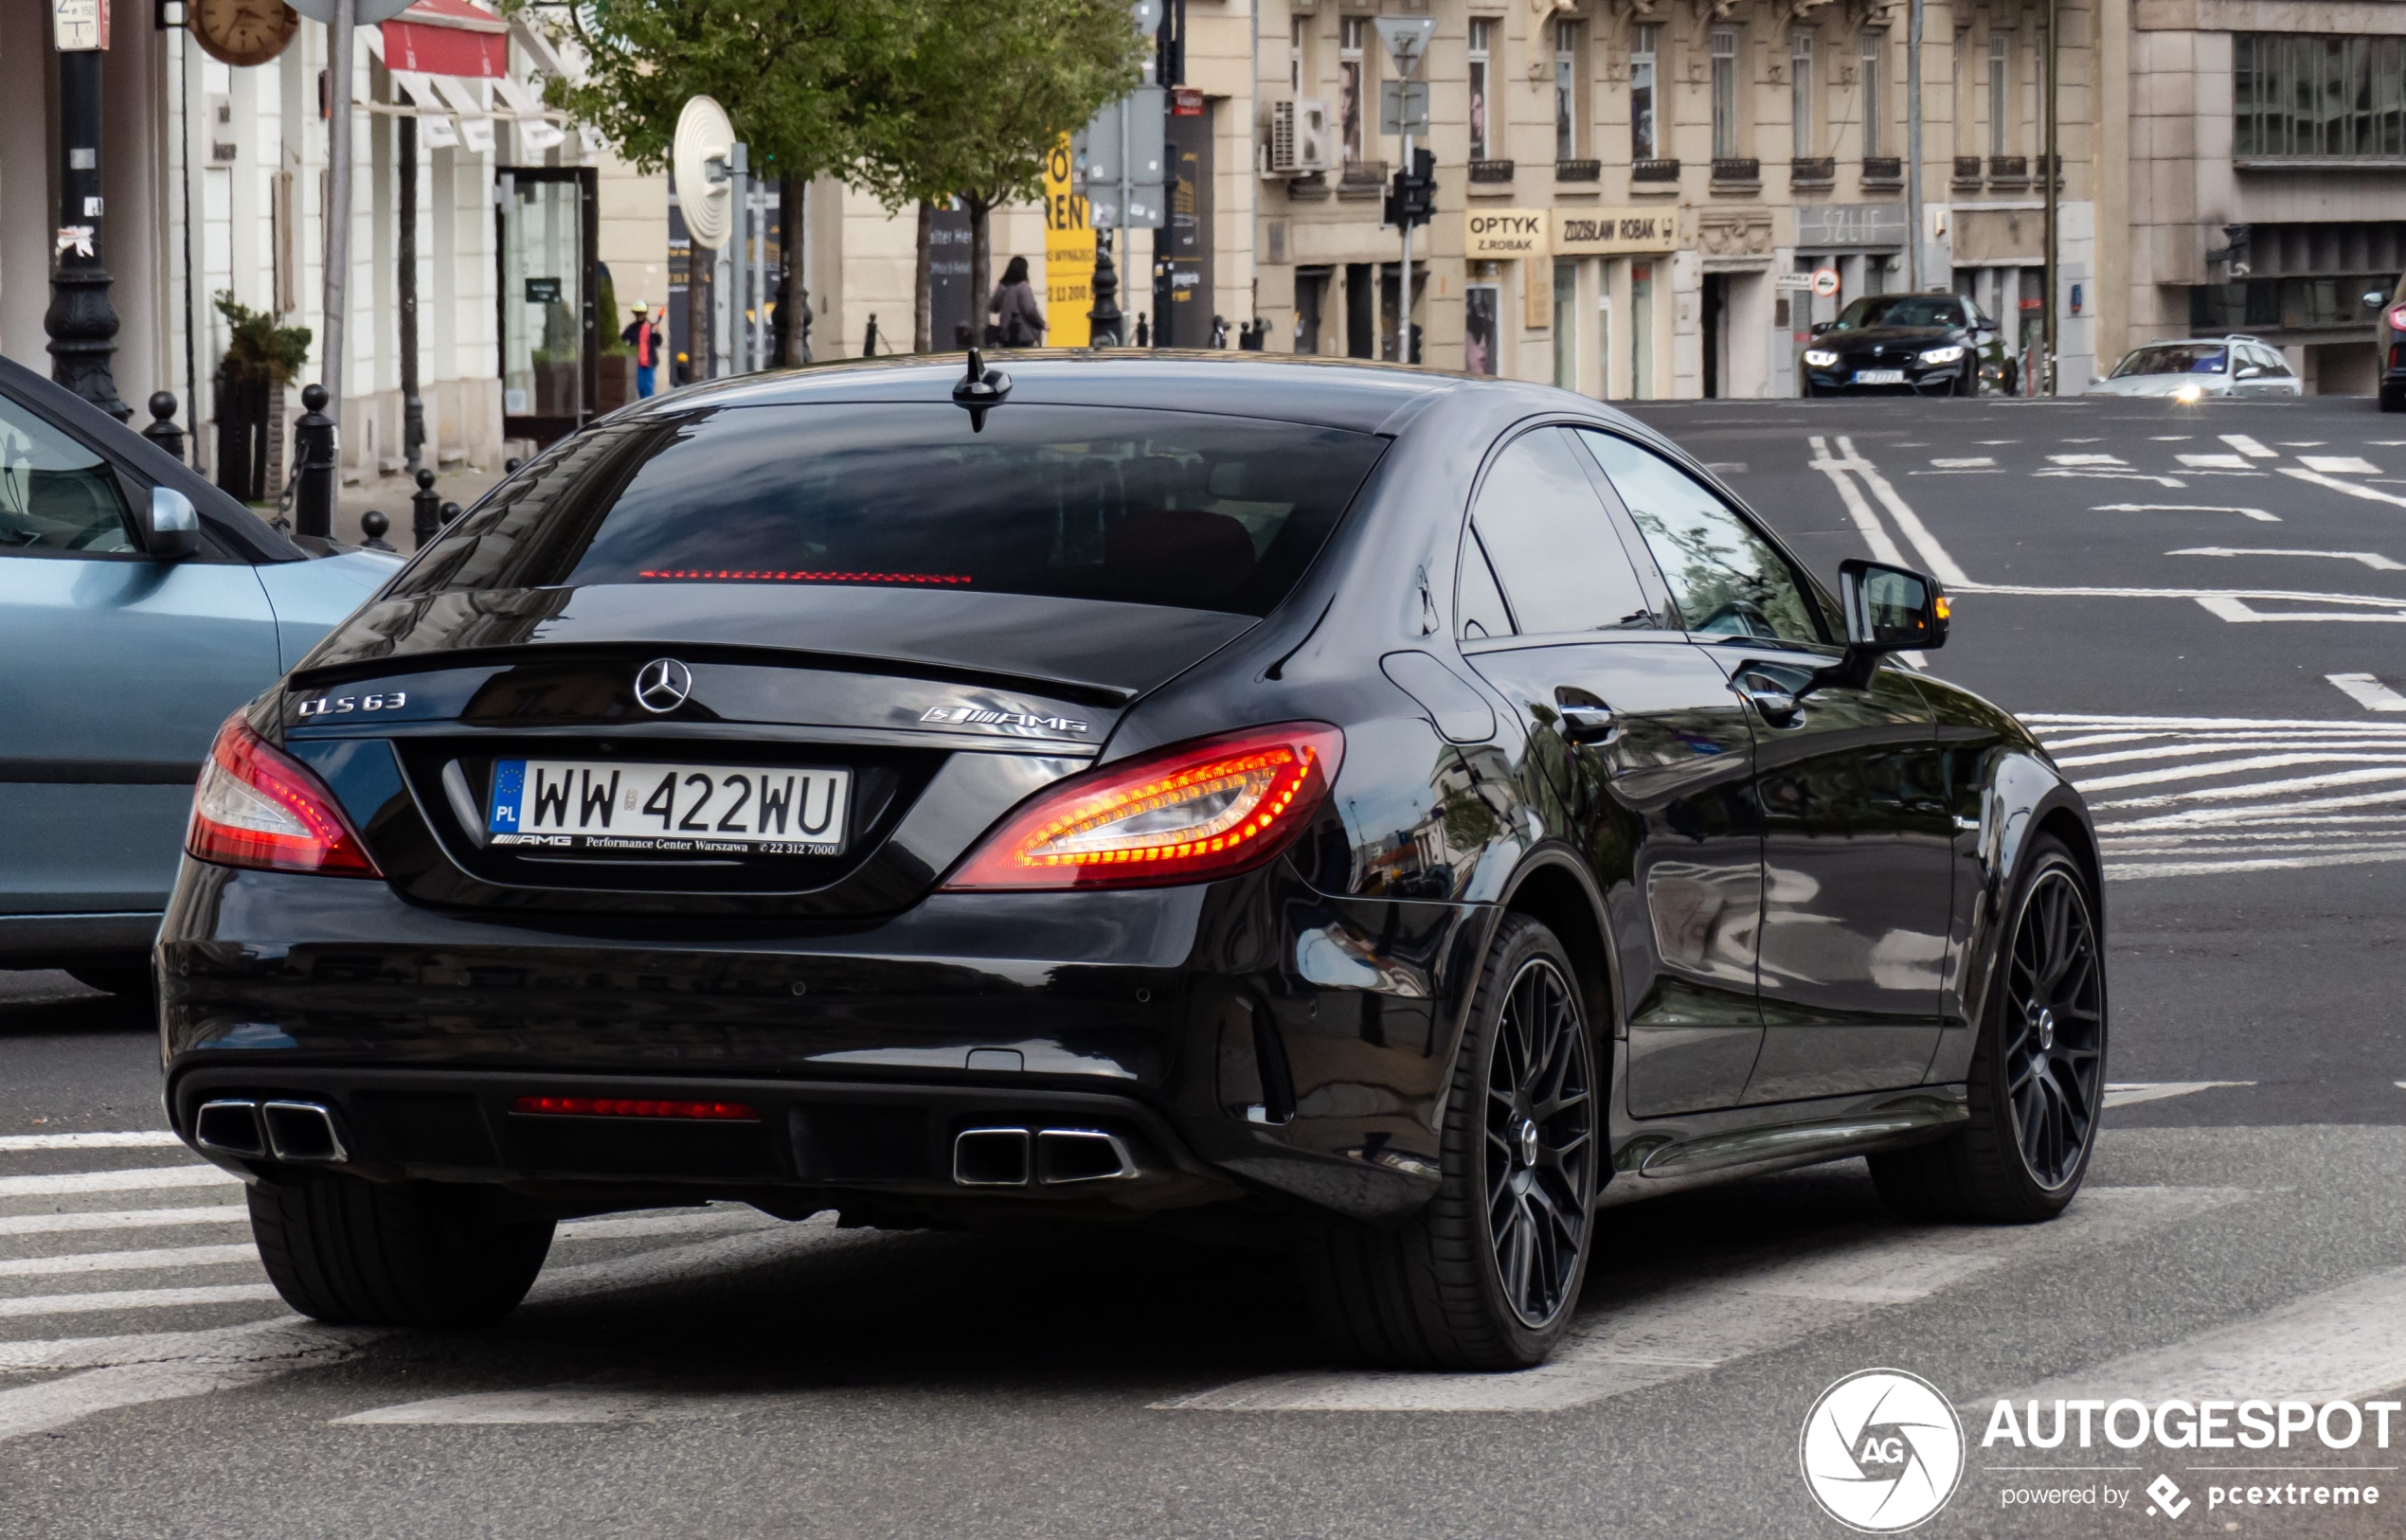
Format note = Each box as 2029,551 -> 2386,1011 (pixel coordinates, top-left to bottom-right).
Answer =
1918,345 -> 1966,366
1803,349 -> 1840,367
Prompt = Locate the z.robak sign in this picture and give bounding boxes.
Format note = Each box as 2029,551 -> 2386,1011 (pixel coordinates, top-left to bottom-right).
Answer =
1465,209 -> 1549,259
1549,207 -> 1681,256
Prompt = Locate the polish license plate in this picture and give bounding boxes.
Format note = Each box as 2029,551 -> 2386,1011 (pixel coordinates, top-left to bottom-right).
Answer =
487,760 -> 850,856
1854,367 -> 1906,385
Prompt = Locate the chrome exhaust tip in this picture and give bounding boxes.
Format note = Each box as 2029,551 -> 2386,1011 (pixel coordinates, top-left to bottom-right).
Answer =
1034,1128 -> 1138,1185
952,1127 -> 1032,1187
193,1099 -> 266,1159
260,1101 -> 348,1163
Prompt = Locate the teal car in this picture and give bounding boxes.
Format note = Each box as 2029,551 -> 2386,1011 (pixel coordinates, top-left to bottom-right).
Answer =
0,353 -> 401,994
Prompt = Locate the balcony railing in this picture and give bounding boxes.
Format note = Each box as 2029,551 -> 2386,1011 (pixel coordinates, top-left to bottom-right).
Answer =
1952,155 -> 1984,184
1339,157 -> 1387,185
1790,156 -> 1836,184
1468,158 -> 1516,183
1989,154 -> 2029,182
1860,155 -> 1903,180
1711,157 -> 1761,183
1632,157 -> 1680,182
1555,158 -> 1601,182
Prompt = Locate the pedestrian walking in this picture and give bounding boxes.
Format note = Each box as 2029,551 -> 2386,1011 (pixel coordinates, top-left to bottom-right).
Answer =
987,257 -> 1047,349
620,303 -> 660,398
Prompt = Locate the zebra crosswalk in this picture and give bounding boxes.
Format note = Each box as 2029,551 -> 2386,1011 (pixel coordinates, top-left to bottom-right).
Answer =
2024,713 -> 2406,879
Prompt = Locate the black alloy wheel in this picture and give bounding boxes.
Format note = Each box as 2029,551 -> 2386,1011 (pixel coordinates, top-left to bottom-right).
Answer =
2002,866 -> 2105,1190
1296,913 -> 1601,1369
1868,836 -> 2107,1224
1484,955 -> 1595,1327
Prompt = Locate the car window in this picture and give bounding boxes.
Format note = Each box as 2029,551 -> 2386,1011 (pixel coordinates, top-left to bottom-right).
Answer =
1466,429 -> 1658,637
0,397 -> 135,555
1575,431 -> 1826,646
1457,528 -> 1516,639
389,404 -> 1388,618
2114,345 -> 2227,377
1831,295 -> 1965,331
2252,346 -> 2293,376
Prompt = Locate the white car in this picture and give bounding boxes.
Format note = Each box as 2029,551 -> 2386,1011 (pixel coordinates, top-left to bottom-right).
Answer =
2085,334 -> 2304,400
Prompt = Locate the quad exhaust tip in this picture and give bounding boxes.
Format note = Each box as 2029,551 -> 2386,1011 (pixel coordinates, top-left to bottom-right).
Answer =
193,1099 -> 348,1164
952,1127 -> 1138,1188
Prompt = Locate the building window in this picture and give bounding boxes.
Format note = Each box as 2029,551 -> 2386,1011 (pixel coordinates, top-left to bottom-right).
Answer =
1290,15 -> 1306,95
1988,34 -> 2010,158
1711,29 -> 1740,162
1468,18 -> 1492,162
2235,34 -> 2406,158
1860,34 -> 1883,158
1339,17 -> 1365,164
1631,25 -> 1659,160
1555,21 -> 1579,162
1792,32 -> 1814,157
1465,282 -> 1500,376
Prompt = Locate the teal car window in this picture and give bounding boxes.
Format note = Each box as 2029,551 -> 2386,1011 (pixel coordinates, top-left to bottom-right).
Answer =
0,398 -> 135,555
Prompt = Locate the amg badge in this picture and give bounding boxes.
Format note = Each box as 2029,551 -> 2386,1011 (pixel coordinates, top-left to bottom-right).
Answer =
920,705 -> 1090,734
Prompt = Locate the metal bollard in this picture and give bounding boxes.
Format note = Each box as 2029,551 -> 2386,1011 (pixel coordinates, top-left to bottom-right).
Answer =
439,500 -> 462,526
142,392 -> 187,464
358,511 -> 395,551
410,468 -> 441,549
292,384 -> 336,541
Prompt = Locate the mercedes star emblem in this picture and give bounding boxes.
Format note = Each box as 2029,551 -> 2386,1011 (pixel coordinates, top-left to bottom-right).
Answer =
633,657 -> 693,714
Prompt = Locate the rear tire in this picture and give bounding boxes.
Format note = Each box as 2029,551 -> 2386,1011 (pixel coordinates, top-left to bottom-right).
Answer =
247,1173 -> 555,1327
1870,836 -> 2106,1224
1296,914 -> 1600,1370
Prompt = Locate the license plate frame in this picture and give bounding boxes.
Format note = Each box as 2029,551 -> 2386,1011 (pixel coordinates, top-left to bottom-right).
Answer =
1853,367 -> 1907,385
487,759 -> 851,857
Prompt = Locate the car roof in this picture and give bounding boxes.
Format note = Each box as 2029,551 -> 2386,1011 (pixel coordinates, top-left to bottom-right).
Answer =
605,349 -> 1472,436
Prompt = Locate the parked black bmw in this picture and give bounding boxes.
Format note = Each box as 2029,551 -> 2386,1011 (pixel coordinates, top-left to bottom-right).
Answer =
1801,293 -> 2018,397
160,352 -> 2105,1370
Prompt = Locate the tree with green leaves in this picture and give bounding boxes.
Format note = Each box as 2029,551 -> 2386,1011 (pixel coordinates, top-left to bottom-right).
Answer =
847,0 -> 1146,350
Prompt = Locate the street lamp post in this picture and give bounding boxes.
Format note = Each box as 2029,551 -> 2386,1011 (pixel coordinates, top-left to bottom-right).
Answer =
1374,18 -> 1432,365
1906,0 -> 1924,294
2042,0 -> 2060,394
46,39 -> 129,421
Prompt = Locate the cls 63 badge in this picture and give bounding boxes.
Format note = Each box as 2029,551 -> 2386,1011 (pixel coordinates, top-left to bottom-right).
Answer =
294,689 -> 409,720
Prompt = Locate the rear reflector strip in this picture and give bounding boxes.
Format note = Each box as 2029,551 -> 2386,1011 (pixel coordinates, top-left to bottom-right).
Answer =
510,1096 -> 760,1121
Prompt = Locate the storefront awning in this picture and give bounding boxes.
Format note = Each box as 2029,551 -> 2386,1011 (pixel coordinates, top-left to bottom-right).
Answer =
380,0 -> 507,80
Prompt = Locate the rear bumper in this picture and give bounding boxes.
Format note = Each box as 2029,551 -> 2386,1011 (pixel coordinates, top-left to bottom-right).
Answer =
157,860 -> 1491,1224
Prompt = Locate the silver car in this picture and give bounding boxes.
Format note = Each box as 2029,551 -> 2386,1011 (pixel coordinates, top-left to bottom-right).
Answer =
2085,334 -> 2304,400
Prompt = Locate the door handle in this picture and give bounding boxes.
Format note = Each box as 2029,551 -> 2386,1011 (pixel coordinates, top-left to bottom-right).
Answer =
1552,688 -> 1620,744
1733,680 -> 1803,726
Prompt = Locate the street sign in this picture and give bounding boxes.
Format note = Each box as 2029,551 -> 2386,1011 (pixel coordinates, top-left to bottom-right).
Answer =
1775,273 -> 1814,292
1373,15 -> 1434,74
1811,267 -> 1840,298
51,0 -> 106,49
1075,83 -> 1166,230
1378,80 -> 1429,137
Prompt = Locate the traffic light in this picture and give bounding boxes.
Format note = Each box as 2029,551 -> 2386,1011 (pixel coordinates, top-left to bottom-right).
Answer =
1384,148 -> 1436,229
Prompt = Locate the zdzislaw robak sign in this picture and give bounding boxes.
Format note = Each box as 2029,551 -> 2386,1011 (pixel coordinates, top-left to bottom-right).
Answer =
1465,207 -> 1683,260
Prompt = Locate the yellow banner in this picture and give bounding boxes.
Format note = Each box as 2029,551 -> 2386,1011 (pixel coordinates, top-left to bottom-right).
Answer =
1044,135 -> 1091,348
1550,207 -> 1682,256
1465,208 -> 1549,260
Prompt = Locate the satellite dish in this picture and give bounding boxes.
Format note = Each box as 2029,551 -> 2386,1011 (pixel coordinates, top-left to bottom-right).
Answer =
287,0 -> 421,25
673,96 -> 736,251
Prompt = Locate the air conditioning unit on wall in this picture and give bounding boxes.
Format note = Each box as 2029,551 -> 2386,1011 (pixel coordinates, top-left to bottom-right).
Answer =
1266,98 -> 1332,175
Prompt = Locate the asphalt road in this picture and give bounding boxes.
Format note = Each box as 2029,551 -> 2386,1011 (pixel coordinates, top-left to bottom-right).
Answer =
3,397 -> 2403,1538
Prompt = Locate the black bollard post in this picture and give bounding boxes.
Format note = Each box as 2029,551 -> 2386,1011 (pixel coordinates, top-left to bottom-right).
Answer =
292,384 -> 336,540
439,500 -> 462,526
142,392 -> 187,463
410,468 -> 440,549
359,511 -> 395,551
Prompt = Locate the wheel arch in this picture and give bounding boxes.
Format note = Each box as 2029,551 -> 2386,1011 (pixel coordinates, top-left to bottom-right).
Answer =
1491,848 -> 1621,1050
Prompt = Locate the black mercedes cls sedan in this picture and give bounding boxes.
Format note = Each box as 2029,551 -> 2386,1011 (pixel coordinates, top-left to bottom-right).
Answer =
160,351 -> 2105,1370
1800,293 -> 2018,397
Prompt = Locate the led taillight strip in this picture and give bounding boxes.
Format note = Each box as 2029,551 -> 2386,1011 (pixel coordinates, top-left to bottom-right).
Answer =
510,1095 -> 760,1121
1021,750 -> 1313,868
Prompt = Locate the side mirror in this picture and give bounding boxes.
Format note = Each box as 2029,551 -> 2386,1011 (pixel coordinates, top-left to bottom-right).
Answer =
140,485 -> 200,561
1810,321 -> 1833,336
2235,364 -> 2264,379
1840,558 -> 1948,653
2366,291 -> 2387,308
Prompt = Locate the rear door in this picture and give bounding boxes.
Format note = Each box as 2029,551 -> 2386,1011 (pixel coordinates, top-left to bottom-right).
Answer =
1454,426 -> 1766,1117
0,387 -> 281,923
1577,429 -> 1952,1104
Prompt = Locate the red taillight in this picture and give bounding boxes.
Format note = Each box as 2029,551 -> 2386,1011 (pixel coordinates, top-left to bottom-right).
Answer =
185,715 -> 380,877
510,1096 -> 759,1120
2388,304 -> 2406,332
940,722 -> 1344,892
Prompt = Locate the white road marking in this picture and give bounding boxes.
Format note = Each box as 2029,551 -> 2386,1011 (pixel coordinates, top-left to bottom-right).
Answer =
2195,595 -> 2406,623
334,1384 -> 795,1426
2176,454 -> 2253,470
2220,433 -> 2276,458
2094,766 -> 2406,808
2037,469 -> 2189,487
2277,440 -> 2328,448
2173,546 -> 2405,571
0,1207 -> 246,1238
1832,438 -> 1972,585
2051,453 -> 2128,466
2111,849 -> 2406,878
1930,457 -> 1995,468
2093,502 -> 2279,522
1979,1265 -> 2406,1406
0,1243 -> 258,1280
1806,437 -> 1912,568
2329,673 -> 2406,712
2300,455 -> 2382,475
2102,1083 -> 2254,1109
2280,466 -> 2406,508
1158,1189 -> 2249,1413
0,1166 -> 238,1200
2072,752 -> 2406,794
0,1283 -> 280,1321
2151,436 -> 2194,441
0,1132 -> 183,1153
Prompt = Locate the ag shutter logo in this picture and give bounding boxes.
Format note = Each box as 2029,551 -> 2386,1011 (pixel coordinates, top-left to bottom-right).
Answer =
1801,1369 -> 1966,1532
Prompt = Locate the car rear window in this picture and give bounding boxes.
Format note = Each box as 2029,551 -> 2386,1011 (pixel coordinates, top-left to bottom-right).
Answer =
391,403 -> 1389,617
2115,345 -> 2227,376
